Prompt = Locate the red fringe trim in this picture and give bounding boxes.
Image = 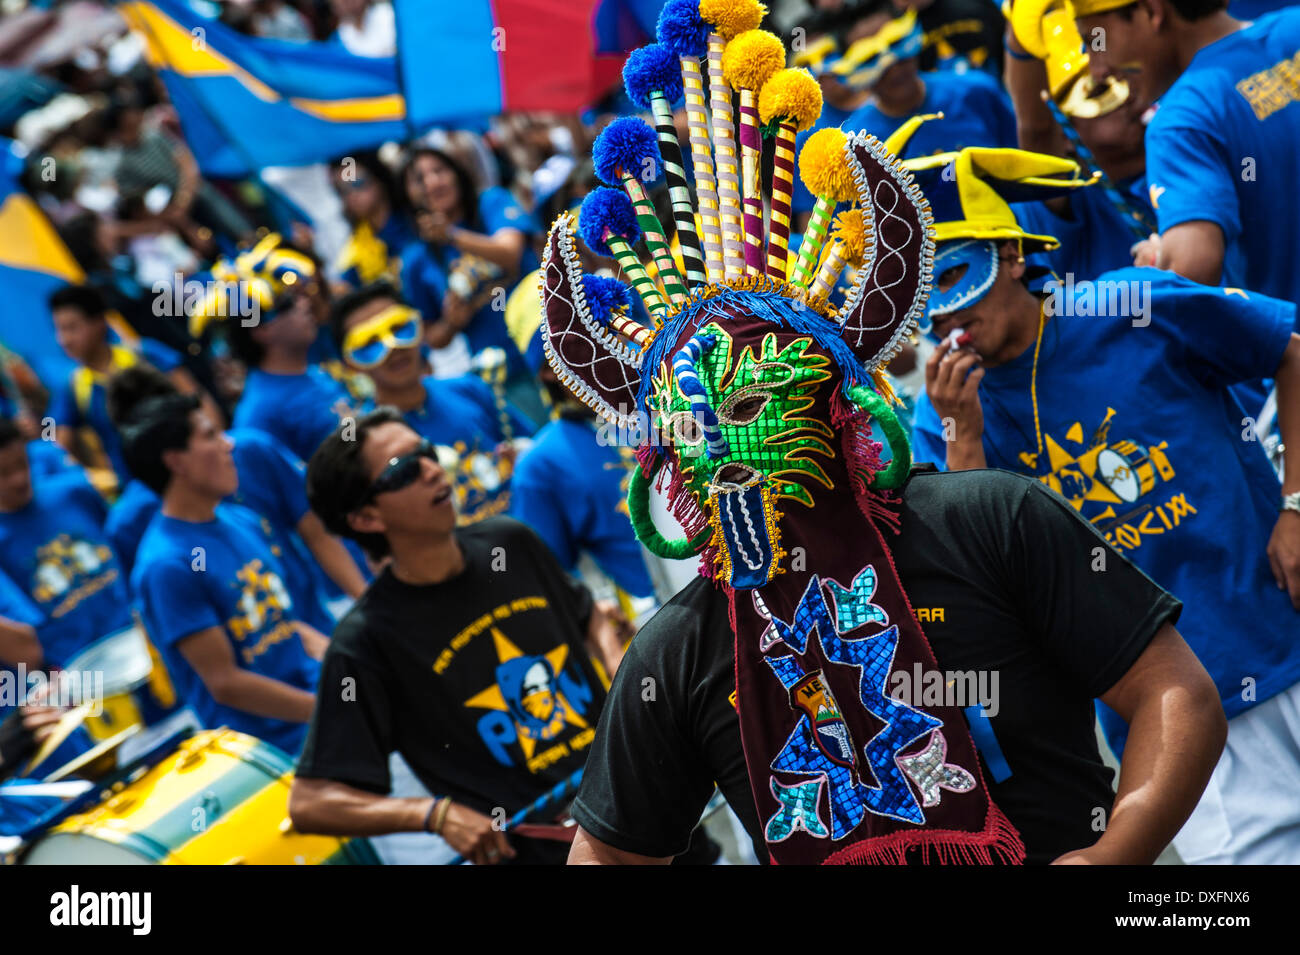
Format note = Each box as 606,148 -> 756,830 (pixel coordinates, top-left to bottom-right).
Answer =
820,800 -> 1026,866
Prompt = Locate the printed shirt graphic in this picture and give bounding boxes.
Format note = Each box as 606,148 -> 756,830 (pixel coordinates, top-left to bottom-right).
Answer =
131,504 -> 320,756
0,472 -> 131,666
297,518 -> 602,818
912,269 -> 1298,731
1145,9 -> 1300,316
231,365 -> 355,464
510,416 -> 655,598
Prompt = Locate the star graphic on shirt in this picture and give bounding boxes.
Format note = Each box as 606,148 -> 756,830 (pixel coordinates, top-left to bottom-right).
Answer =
1148,184 -> 1165,210
464,629 -> 588,760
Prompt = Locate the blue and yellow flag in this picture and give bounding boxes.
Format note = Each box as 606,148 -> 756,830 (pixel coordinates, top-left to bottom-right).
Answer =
0,141 -> 83,389
118,0 -> 408,175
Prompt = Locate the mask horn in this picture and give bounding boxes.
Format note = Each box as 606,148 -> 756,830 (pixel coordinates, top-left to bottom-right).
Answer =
837,131 -> 935,371
540,214 -> 644,428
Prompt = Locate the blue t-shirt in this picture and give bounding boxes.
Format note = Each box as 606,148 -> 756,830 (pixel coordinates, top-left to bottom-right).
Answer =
231,366 -> 355,464
1014,175 -> 1153,282
509,417 -> 654,598
105,478 -> 160,578
26,440 -> 77,479
227,427 -> 333,631
398,375 -> 535,448
47,340 -> 182,486
912,269 -> 1297,745
131,503 -> 320,756
0,472 -> 131,667
1145,10 -> 1300,319
107,433 -> 337,630
400,187 -> 541,377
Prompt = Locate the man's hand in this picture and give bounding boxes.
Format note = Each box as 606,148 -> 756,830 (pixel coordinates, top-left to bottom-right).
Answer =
441,802 -> 516,865
925,345 -> 986,470
20,704 -> 64,745
589,599 -> 634,677
295,621 -> 331,660
1267,510 -> 1300,609
1131,233 -> 1161,268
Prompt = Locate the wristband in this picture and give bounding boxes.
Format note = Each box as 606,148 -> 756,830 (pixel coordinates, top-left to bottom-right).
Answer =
423,797 -> 440,833
433,796 -> 453,835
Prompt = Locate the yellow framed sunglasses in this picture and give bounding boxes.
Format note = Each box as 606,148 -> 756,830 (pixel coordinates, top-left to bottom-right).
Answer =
342,304 -> 422,368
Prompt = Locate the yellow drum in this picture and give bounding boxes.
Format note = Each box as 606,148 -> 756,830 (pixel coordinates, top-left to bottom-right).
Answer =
21,729 -> 378,865
61,624 -> 173,742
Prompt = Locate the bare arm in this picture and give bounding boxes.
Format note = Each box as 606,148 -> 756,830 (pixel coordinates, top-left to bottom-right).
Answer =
296,510 -> 367,599
0,616 -> 42,669
1267,333 -> 1300,606
1003,27 -> 1069,161
175,625 -> 316,723
1054,622 -> 1226,864
1157,220 -> 1226,286
568,827 -> 671,865
586,600 -> 631,677
448,226 -> 526,274
289,776 -> 516,864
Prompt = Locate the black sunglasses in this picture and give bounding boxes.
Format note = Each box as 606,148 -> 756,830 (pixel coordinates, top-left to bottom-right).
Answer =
363,439 -> 437,503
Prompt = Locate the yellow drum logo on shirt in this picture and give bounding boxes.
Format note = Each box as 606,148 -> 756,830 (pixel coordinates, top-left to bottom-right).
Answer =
32,534 -> 119,616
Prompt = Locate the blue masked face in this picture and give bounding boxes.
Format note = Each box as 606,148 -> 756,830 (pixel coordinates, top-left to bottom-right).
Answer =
921,239 -> 999,336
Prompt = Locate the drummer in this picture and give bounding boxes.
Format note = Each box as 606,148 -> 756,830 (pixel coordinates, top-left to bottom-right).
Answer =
910,148 -> 1300,864
120,393 -> 328,758
288,409 -> 631,865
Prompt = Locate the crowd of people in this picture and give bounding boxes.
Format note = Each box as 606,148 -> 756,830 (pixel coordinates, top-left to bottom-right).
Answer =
0,0 -> 1297,866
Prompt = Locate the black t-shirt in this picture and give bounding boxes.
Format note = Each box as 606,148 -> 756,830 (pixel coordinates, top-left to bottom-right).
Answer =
298,517 -> 602,861
571,469 -> 1182,864
918,0 -> 1006,77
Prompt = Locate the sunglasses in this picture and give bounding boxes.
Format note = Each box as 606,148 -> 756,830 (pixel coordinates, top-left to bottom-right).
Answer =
364,438 -> 438,502
342,304 -> 422,368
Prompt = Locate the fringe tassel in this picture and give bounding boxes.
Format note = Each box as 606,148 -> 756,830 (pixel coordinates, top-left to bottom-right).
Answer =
823,801 -> 1025,865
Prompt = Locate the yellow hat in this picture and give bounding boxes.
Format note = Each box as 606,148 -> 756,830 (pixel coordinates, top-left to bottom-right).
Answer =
1006,0 -> 1130,117
904,147 -> 1098,252
1069,0 -> 1136,17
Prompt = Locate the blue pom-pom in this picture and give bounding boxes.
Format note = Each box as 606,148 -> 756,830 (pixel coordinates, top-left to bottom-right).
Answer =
623,44 -> 684,108
578,188 -> 642,256
657,0 -> 708,58
581,274 -> 633,325
592,116 -> 662,186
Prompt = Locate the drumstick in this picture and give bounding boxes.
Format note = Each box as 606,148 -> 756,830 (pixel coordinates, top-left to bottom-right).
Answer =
446,768 -> 584,865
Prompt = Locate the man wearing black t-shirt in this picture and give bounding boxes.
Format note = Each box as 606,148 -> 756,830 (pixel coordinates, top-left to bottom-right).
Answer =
569,467 -> 1227,865
288,409 -> 630,865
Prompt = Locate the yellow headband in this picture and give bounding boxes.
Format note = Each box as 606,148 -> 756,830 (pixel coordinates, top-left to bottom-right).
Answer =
831,9 -> 919,78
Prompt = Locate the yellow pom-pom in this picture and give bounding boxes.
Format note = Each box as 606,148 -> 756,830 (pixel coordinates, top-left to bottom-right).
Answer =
721,30 -> 786,91
700,0 -> 766,40
831,207 -> 870,261
798,128 -> 856,201
758,68 -> 822,130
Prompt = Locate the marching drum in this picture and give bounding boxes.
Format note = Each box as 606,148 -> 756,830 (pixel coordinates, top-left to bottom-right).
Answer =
21,729 -> 378,865
61,623 -> 165,742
